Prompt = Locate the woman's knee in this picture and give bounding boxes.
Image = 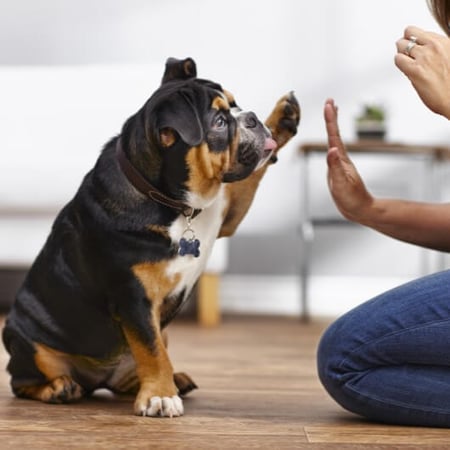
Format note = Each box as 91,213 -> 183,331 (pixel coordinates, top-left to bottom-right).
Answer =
316,319 -> 345,395
316,316 -> 372,418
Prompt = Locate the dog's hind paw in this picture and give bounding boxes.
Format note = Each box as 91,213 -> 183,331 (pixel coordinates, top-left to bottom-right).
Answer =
44,375 -> 84,403
135,394 -> 184,418
174,372 -> 198,396
14,375 -> 84,404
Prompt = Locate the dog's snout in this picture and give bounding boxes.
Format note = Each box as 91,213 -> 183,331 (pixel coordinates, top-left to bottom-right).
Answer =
241,111 -> 258,129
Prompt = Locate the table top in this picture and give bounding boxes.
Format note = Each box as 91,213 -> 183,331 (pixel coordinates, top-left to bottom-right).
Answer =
299,141 -> 450,160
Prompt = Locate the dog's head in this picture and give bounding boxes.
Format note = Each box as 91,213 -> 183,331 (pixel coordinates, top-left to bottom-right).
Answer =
120,57 -> 276,208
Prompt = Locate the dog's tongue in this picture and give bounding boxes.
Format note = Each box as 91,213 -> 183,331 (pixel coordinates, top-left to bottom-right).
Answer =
264,137 -> 277,151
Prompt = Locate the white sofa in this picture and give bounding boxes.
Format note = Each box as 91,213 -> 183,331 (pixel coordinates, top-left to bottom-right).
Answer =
0,65 -> 228,325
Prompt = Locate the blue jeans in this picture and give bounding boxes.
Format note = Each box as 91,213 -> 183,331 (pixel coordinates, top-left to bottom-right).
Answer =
317,270 -> 450,427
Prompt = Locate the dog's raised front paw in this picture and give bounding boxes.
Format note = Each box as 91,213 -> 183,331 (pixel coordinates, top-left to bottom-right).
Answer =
265,92 -> 301,151
134,394 -> 184,417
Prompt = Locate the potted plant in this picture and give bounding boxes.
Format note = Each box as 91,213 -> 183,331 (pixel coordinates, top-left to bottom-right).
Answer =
355,104 -> 386,140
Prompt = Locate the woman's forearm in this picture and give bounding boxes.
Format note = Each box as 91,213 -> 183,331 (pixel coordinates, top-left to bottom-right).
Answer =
360,198 -> 450,252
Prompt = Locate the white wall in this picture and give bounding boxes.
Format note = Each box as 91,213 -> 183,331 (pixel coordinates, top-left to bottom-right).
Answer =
1,0 -> 448,218
1,0 -> 449,315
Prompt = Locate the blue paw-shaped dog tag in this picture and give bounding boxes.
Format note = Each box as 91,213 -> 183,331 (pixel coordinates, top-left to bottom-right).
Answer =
179,237 -> 200,257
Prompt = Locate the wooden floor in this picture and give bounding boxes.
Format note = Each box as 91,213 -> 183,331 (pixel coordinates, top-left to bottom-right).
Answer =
1,315 -> 450,449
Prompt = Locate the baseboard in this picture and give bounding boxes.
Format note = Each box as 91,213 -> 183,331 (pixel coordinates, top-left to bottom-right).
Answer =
220,274 -> 415,317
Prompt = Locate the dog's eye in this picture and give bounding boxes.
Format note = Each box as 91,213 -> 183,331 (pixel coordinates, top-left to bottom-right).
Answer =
213,114 -> 228,130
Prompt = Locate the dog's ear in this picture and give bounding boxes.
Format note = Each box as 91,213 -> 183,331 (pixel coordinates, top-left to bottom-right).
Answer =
161,57 -> 197,84
156,92 -> 203,146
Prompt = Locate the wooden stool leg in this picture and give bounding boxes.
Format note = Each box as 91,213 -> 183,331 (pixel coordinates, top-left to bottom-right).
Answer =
197,273 -> 220,327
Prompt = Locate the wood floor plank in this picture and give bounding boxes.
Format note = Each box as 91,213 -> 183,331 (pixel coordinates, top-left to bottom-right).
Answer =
305,424 -> 450,445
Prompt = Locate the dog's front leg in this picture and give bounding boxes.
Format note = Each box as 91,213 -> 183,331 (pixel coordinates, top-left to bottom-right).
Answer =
122,322 -> 183,417
120,262 -> 184,417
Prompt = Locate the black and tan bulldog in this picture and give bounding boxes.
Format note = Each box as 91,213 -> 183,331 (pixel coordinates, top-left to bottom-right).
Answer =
2,57 -> 300,417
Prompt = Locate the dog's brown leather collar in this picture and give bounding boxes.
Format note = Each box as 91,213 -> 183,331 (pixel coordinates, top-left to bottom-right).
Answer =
116,140 -> 201,218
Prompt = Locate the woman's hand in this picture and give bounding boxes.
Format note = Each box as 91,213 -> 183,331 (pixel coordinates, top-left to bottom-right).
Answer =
395,26 -> 450,120
323,99 -> 450,252
324,99 -> 374,224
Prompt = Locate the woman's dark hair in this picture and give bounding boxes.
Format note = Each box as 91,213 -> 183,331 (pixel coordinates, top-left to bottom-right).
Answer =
427,0 -> 450,36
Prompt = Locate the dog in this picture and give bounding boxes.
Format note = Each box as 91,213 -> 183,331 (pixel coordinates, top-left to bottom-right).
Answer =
2,57 -> 300,417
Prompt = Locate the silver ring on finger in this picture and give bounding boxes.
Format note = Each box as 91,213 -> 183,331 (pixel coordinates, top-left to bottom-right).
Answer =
404,36 -> 417,57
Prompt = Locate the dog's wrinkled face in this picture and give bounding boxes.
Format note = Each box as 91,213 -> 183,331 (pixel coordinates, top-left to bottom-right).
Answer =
122,58 -> 276,207
224,99 -> 277,182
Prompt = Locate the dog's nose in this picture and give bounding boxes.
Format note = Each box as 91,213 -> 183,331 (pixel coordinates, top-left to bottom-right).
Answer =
242,111 -> 258,129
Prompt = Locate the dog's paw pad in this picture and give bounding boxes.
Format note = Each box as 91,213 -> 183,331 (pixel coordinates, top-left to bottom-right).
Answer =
275,92 -> 300,132
136,395 -> 184,418
265,92 -> 301,150
280,93 -> 301,132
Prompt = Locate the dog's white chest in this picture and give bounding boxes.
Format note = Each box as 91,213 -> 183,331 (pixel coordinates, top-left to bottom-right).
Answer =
166,187 -> 227,298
